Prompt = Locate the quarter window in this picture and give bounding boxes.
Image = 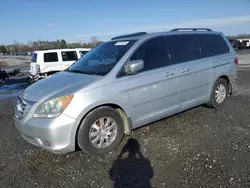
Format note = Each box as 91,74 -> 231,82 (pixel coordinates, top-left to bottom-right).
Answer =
80,51 -> 89,56
167,34 -> 203,64
200,34 -> 230,57
44,52 -> 58,62
131,36 -> 170,72
61,51 -> 78,61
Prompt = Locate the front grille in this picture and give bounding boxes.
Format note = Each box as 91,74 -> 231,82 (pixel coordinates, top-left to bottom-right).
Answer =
15,97 -> 34,119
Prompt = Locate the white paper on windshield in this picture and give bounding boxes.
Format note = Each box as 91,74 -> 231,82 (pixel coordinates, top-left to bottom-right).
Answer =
115,41 -> 129,46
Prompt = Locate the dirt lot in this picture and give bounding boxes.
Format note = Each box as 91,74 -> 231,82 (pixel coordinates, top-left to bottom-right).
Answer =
0,55 -> 30,70
0,52 -> 250,188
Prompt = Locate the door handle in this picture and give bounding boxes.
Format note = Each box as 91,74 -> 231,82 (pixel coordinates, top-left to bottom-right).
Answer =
164,72 -> 175,77
180,68 -> 190,73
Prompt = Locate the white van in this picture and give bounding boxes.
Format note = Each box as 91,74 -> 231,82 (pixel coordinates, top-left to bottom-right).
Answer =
29,48 -> 91,80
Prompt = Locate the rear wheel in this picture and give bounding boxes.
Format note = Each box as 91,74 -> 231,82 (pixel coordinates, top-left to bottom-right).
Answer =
77,106 -> 124,155
207,78 -> 228,108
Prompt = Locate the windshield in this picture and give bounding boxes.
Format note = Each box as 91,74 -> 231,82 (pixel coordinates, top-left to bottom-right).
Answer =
67,40 -> 136,76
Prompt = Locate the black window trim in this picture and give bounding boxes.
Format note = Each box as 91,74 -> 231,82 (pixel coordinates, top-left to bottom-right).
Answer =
116,33 -> 230,78
197,34 -> 208,58
165,33 -> 230,66
61,51 -> 78,61
43,52 -> 59,63
199,33 -> 230,58
79,50 -> 89,56
165,33 -> 207,65
116,35 -> 172,78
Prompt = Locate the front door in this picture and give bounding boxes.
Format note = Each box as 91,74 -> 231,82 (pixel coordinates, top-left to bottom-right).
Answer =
125,36 -> 180,127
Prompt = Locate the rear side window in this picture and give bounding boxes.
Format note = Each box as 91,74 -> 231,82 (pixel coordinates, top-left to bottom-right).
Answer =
166,34 -> 203,64
201,34 -> 230,57
79,51 -> 89,56
61,51 -> 78,61
44,52 -> 58,62
31,53 -> 37,62
131,36 -> 170,72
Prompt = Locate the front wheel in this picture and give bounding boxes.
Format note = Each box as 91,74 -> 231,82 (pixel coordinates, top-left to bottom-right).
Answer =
77,106 -> 124,155
207,78 -> 228,108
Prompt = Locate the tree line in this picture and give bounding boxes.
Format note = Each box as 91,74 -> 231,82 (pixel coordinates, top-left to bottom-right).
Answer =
1,34 -> 250,54
0,36 -> 102,53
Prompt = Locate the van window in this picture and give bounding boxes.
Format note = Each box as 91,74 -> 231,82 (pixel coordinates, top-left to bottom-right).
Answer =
44,52 -> 58,62
80,51 -> 89,56
61,51 -> 78,61
167,34 -> 203,64
201,34 -> 230,57
131,36 -> 170,72
31,53 -> 37,63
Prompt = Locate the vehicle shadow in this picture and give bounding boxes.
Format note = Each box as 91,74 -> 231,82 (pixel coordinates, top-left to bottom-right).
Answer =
109,139 -> 154,188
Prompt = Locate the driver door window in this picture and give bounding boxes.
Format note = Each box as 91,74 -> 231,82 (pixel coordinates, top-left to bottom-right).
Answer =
130,36 -> 170,72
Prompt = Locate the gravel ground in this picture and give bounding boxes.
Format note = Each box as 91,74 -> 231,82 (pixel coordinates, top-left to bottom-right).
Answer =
0,55 -> 30,70
0,54 -> 250,188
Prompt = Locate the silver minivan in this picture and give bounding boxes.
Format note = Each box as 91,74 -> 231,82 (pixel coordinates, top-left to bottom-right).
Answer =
14,28 -> 238,155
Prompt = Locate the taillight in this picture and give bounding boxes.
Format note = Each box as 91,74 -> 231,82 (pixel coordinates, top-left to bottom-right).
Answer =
234,57 -> 239,65
36,64 -> 40,73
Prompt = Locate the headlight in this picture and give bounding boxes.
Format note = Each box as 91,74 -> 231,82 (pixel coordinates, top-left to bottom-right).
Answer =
34,94 -> 73,118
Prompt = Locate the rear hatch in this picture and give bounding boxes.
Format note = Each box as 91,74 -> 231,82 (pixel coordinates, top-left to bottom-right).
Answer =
30,52 -> 38,76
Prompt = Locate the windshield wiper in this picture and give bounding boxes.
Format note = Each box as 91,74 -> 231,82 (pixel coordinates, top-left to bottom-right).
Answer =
67,69 -> 99,75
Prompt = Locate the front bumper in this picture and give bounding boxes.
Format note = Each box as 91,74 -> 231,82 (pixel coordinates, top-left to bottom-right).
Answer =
14,114 -> 77,154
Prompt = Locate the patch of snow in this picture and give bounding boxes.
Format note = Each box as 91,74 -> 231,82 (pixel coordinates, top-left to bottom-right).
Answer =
0,83 -> 28,92
0,90 -> 23,99
0,83 -> 28,99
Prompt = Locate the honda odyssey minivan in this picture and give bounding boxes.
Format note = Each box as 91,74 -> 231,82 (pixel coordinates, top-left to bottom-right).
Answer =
14,28 -> 238,155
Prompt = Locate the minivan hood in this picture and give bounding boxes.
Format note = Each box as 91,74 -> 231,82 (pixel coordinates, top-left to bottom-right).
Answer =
22,72 -> 101,102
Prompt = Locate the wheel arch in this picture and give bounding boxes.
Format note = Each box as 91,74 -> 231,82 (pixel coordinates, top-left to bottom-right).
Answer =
217,75 -> 231,94
74,102 -> 132,150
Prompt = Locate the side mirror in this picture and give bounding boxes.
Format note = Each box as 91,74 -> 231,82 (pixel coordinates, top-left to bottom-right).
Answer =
125,60 -> 144,75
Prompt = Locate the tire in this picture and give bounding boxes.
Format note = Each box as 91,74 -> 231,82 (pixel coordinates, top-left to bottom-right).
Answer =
207,78 -> 229,108
77,106 -> 124,155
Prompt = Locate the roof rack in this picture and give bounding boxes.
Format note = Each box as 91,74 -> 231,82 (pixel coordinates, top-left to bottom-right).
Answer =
170,28 -> 212,32
111,32 -> 147,40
